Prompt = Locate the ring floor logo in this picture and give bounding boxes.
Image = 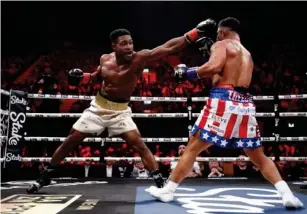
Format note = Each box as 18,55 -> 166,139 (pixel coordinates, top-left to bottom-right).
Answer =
1,180 -> 108,190
135,185 -> 307,214
1,194 -> 81,214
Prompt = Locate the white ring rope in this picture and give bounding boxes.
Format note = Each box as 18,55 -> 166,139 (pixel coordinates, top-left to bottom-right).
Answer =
0,136 -> 301,142
1,89 -> 306,167
25,112 -> 307,118
1,156 -> 306,163
26,93 -> 307,101
0,89 -> 10,96
27,94 -> 187,102
0,109 -> 9,116
24,137 -> 189,143
25,113 -> 188,118
279,112 -> 307,117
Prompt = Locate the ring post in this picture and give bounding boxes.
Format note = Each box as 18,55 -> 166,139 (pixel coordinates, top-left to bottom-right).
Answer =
273,94 -> 280,162
3,90 -> 28,171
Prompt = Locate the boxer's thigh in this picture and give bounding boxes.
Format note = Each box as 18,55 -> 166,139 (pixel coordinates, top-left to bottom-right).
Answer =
187,129 -> 214,154
72,109 -> 106,136
108,110 -> 138,137
120,129 -> 151,155
107,112 -> 147,151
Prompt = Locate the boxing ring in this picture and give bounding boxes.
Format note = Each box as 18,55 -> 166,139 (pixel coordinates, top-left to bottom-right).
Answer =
1,88 -> 307,214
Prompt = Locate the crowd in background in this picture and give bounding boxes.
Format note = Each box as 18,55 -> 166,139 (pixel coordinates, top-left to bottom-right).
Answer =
1,42 -> 307,179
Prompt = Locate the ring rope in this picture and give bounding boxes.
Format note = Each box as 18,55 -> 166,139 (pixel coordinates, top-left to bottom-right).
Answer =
25,113 -> 188,118
0,89 -> 10,96
22,136 -> 306,142
1,156 -> 306,163
24,137 -> 189,142
2,89 -> 307,168
0,109 -> 9,116
24,112 -> 307,118
1,136 -> 305,142
26,93 -> 307,101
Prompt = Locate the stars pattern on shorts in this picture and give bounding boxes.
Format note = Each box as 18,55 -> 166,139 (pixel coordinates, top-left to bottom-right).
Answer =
193,125 -> 262,149
198,128 -> 230,147
202,132 -> 209,140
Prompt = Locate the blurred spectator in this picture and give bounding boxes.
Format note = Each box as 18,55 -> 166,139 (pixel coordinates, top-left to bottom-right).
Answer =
208,161 -> 224,178
234,155 -> 253,177
170,145 -> 202,178
131,154 -> 150,178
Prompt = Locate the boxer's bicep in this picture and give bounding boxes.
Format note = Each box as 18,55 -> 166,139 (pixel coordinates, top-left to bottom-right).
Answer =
89,67 -> 104,84
89,55 -> 108,84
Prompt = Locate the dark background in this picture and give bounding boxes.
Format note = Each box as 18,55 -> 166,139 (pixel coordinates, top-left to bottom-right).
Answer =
2,1 -> 306,58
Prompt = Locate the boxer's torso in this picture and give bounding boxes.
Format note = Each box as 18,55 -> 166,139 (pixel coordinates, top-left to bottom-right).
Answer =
99,53 -> 145,101
217,39 -> 253,88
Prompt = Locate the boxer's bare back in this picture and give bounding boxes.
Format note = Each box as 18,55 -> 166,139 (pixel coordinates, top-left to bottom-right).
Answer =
217,39 -> 253,87
205,39 -> 253,88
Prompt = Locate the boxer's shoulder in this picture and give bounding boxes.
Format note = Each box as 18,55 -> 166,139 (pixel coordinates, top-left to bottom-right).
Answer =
99,53 -> 114,66
213,40 -> 227,48
100,53 -> 113,61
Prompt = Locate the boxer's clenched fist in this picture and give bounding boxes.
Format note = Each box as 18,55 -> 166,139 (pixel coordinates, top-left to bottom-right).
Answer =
196,37 -> 214,59
174,64 -> 200,82
67,68 -> 91,86
185,18 -> 216,43
68,68 -> 83,86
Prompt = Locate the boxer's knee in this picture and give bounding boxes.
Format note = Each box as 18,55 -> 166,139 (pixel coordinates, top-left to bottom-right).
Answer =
121,130 -> 146,151
244,147 -> 267,167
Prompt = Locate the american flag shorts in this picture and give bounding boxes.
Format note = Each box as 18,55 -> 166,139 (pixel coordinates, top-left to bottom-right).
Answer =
190,87 -> 262,149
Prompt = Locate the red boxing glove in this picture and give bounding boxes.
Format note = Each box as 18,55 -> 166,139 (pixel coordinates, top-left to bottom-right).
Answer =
185,18 -> 217,43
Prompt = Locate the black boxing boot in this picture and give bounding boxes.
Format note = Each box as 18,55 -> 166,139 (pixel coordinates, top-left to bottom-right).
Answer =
26,166 -> 53,194
151,170 -> 165,188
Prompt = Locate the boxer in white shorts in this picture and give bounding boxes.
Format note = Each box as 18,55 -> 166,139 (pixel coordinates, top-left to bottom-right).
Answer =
27,22 -> 216,193
73,92 -> 137,137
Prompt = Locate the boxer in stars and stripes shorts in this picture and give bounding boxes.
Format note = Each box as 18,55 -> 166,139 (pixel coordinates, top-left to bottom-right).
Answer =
190,84 -> 261,149
150,17 -> 303,209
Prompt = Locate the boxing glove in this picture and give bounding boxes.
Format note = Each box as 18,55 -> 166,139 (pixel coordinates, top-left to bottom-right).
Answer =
174,64 -> 200,82
67,68 -> 91,86
196,37 -> 214,59
185,19 -> 217,44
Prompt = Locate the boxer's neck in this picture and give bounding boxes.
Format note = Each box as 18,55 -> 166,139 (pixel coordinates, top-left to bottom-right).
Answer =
225,33 -> 241,42
115,54 -> 130,65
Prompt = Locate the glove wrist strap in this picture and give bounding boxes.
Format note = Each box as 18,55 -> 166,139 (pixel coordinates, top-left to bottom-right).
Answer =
186,67 -> 200,80
185,28 -> 199,43
82,73 -> 91,85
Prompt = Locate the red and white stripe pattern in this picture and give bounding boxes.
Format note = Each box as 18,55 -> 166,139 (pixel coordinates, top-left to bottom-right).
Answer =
191,97 -> 261,148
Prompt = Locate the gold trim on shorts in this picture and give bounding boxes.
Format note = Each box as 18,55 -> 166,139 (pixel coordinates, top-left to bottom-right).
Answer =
95,92 -> 129,111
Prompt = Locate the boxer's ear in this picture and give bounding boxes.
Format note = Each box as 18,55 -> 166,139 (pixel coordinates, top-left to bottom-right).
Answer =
111,42 -> 116,51
221,28 -> 228,39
